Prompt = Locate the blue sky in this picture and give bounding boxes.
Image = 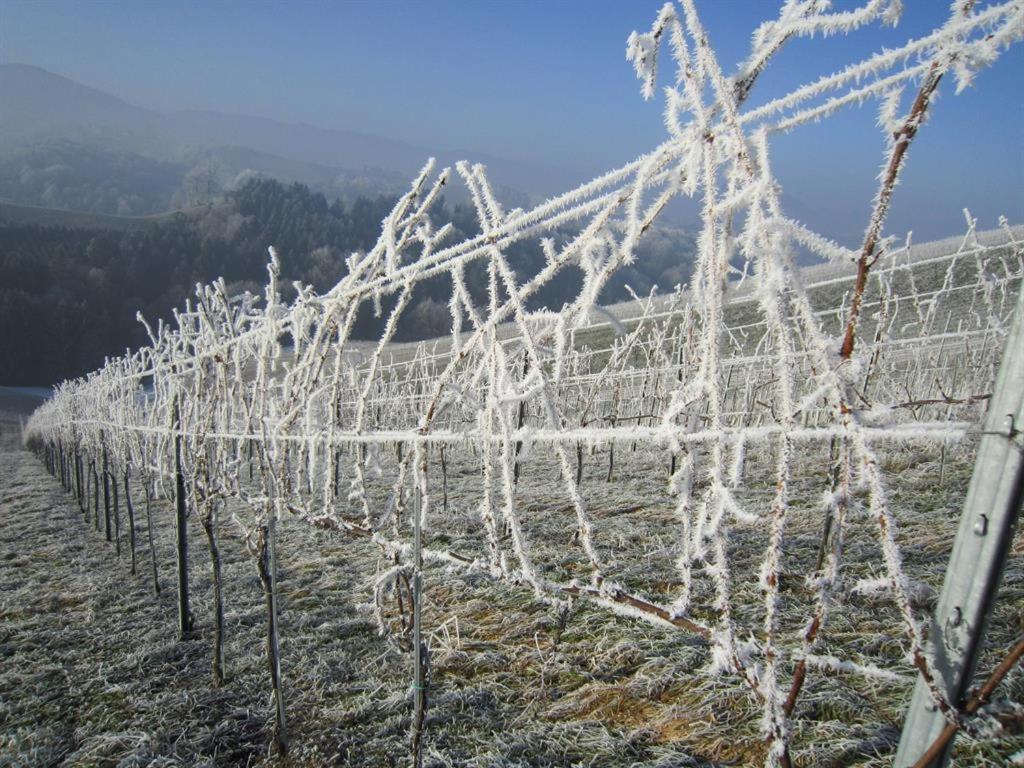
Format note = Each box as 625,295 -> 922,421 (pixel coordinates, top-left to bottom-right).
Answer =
2,0 -> 1022,242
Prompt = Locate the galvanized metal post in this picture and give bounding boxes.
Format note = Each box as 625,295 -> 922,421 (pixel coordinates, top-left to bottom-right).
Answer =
895,284 -> 1024,766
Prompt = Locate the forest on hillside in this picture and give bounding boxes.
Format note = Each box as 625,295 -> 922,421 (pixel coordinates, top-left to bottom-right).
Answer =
0,139 -> 412,216
0,177 -> 695,384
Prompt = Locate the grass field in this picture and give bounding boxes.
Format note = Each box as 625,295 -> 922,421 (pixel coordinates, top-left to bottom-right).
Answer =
2,409 -> 1022,766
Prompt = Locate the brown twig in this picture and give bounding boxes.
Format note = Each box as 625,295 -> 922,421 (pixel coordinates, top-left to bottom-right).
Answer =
910,635 -> 1024,768
891,393 -> 991,410
840,63 -> 944,361
839,0 -> 978,361
304,509 -> 711,640
794,7 -> 977,757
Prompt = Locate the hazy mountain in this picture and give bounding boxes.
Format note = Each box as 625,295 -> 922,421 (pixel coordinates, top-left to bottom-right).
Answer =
0,63 -> 573,208
0,63 -> 164,154
0,64 -> 700,386
0,63 -> 430,171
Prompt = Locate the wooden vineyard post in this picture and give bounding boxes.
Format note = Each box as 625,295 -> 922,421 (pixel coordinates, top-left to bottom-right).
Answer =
410,482 -> 428,768
102,440 -> 112,542
124,467 -> 137,575
895,284 -> 1024,766
75,450 -> 84,514
173,403 -> 194,638
257,515 -> 288,755
92,459 -> 100,530
144,479 -> 160,595
112,469 -> 121,557
606,380 -> 622,482
513,355 -> 529,488
80,454 -> 89,516
200,496 -> 226,686
440,444 -> 449,514
575,441 -> 585,486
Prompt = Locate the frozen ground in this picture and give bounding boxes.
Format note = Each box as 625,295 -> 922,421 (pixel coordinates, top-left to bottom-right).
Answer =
2,410 -> 1022,767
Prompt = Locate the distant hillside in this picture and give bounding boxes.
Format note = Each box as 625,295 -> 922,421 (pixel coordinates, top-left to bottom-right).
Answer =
0,201 -> 187,232
0,386 -> 50,416
0,63 -> 430,172
0,138 -> 185,215
0,175 -> 699,385
0,64 -> 573,211
0,63 -> 164,154
0,136 -> 415,217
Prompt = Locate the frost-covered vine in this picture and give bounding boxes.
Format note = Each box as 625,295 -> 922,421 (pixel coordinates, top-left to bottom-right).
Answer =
25,2 -> 1024,765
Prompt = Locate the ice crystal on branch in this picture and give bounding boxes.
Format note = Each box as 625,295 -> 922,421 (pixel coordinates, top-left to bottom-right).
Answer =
25,3 -> 1024,765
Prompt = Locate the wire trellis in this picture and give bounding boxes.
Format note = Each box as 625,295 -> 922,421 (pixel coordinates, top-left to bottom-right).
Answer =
25,2 -> 1024,765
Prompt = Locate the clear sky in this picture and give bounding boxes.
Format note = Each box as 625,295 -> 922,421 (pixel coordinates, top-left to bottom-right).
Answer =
2,0 -> 1022,242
